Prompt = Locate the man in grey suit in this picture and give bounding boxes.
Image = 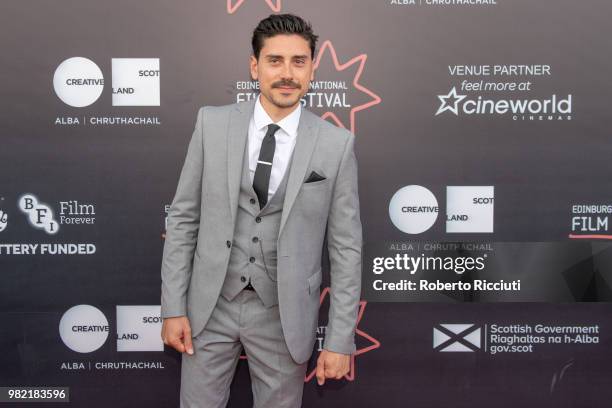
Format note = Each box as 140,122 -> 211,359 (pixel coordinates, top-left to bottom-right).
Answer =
160,13 -> 362,407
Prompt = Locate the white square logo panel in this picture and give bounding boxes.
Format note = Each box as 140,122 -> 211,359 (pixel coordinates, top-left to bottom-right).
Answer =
433,324 -> 481,352
111,58 -> 160,106
116,305 -> 163,351
446,186 -> 494,233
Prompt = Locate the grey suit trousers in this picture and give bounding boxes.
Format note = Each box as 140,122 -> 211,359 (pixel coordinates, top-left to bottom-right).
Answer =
180,289 -> 308,408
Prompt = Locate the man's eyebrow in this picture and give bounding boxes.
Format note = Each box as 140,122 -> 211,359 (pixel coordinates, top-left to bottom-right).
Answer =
264,54 -> 310,60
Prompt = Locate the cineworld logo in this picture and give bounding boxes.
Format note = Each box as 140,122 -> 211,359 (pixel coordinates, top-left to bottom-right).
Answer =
433,323 -> 481,352
435,87 -> 572,120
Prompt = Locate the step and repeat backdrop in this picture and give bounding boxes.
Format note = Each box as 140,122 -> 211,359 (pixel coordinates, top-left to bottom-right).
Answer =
1,0 -> 612,407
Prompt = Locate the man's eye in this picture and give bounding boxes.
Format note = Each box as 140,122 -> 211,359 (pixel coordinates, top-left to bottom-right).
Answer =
295,60 -> 305,65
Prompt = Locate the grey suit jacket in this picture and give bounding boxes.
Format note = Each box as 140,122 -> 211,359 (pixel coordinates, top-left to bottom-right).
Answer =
161,98 -> 363,364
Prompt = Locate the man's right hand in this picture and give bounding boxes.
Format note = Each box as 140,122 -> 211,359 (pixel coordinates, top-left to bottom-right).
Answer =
161,316 -> 194,355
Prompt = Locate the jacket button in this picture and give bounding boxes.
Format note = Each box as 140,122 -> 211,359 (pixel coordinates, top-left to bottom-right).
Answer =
250,198 -> 256,205
226,240 -> 232,248
252,236 -> 259,243
249,257 -> 255,263
255,217 -> 261,223
240,276 -> 246,282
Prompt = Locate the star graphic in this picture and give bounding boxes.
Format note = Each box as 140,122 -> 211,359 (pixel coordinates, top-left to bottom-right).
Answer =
313,40 -> 381,134
435,87 -> 466,116
226,0 -> 281,14
304,286 -> 380,382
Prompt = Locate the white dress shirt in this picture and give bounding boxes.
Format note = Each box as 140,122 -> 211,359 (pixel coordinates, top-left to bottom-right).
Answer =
248,93 -> 302,201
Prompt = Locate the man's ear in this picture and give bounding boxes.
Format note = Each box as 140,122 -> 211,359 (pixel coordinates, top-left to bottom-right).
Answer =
249,55 -> 258,80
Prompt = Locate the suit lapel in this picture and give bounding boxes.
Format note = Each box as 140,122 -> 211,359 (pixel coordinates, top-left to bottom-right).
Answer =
279,109 -> 319,236
227,99 -> 255,226
227,98 -> 319,235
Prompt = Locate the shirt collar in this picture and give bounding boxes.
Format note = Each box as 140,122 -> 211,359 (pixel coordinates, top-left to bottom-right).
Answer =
253,93 -> 301,140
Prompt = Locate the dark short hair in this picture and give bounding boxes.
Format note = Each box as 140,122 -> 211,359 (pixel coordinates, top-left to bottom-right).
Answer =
252,13 -> 318,60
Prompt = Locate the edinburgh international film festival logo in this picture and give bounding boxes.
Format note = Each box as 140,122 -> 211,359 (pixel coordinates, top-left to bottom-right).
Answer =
234,40 -> 381,134
434,64 -> 572,121
53,56 -> 161,126
568,203 -> 612,240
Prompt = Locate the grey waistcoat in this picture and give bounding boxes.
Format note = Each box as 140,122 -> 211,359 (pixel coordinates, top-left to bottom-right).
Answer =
219,137 -> 294,307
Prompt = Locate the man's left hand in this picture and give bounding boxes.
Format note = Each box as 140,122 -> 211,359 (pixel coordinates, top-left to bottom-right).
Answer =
315,349 -> 350,385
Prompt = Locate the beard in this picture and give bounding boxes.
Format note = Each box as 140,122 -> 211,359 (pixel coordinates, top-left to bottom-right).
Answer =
264,88 -> 303,109
269,92 -> 301,108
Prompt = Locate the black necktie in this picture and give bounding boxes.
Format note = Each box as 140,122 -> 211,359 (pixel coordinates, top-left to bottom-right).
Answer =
253,123 -> 281,209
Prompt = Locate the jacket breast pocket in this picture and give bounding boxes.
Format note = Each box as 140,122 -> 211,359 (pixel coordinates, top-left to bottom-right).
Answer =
296,179 -> 332,223
302,177 -> 331,188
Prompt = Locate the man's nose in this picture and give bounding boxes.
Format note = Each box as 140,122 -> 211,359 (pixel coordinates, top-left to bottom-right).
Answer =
280,62 -> 294,80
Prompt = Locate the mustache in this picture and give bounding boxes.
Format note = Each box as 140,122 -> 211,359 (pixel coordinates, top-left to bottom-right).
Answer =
272,80 -> 300,89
